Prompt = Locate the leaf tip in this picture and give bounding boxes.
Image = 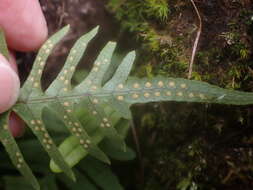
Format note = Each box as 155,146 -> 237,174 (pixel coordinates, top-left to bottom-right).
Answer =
128,50 -> 136,59
62,24 -> 71,34
49,160 -> 61,173
70,171 -> 77,182
93,25 -> 100,33
106,159 -> 111,165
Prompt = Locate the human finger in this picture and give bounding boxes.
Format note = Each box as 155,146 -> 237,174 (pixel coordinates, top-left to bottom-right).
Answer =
0,0 -> 48,51
0,54 -> 20,113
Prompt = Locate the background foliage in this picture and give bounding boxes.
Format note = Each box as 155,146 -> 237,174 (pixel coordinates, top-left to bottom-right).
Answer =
107,0 -> 253,189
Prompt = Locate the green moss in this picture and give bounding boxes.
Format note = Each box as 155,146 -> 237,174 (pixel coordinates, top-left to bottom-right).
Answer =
107,0 -> 189,77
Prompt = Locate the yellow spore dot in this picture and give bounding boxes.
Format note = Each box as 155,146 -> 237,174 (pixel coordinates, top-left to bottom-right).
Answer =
93,67 -> 99,72
145,82 -> 152,88
16,152 -> 21,157
118,84 -> 124,89
144,92 -> 150,98
76,133 -> 80,137
117,96 -> 124,101
18,158 -> 23,163
35,126 -> 40,131
92,99 -> 99,104
3,125 -> 8,130
133,83 -> 140,88
169,81 -> 175,87
158,81 -> 164,87
199,94 -> 205,99
155,92 -> 161,97
34,82 -> 39,88
166,91 -> 172,96
64,80 -> 69,85
132,93 -> 139,99
63,102 -> 70,107
91,85 -> 97,90
189,93 -> 194,98
180,83 -> 187,89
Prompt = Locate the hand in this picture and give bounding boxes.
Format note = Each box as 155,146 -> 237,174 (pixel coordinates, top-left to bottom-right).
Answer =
0,0 -> 48,137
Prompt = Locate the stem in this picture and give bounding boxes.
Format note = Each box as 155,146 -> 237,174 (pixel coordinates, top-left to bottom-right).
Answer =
188,0 -> 202,79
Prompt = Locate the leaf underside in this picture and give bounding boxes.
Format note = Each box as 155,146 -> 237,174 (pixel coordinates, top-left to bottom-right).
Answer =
0,25 -> 252,189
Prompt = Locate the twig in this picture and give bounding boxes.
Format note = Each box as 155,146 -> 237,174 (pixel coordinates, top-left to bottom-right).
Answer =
130,119 -> 144,185
188,0 -> 202,79
58,1 -> 66,29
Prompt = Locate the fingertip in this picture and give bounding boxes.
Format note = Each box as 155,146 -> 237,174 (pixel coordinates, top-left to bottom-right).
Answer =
2,51 -> 18,73
0,0 -> 48,51
0,54 -> 20,113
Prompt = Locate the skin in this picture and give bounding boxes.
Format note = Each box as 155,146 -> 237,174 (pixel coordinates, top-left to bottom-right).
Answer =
0,0 -> 48,137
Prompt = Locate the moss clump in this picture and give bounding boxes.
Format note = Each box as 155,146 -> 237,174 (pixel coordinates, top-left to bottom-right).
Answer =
107,0 -> 190,78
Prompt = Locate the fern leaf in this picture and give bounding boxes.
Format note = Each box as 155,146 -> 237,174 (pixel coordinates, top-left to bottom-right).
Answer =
79,157 -> 124,190
117,77 -> 253,106
0,28 -> 9,59
0,25 -> 253,190
0,112 -> 40,190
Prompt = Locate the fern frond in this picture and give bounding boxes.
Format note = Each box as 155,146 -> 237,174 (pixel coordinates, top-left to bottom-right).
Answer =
0,25 -> 253,190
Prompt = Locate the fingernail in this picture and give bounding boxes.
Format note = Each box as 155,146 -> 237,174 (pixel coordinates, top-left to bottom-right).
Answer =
0,58 -> 20,113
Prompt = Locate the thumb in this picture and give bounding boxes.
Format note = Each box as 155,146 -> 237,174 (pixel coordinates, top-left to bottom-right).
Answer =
0,54 -> 20,113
